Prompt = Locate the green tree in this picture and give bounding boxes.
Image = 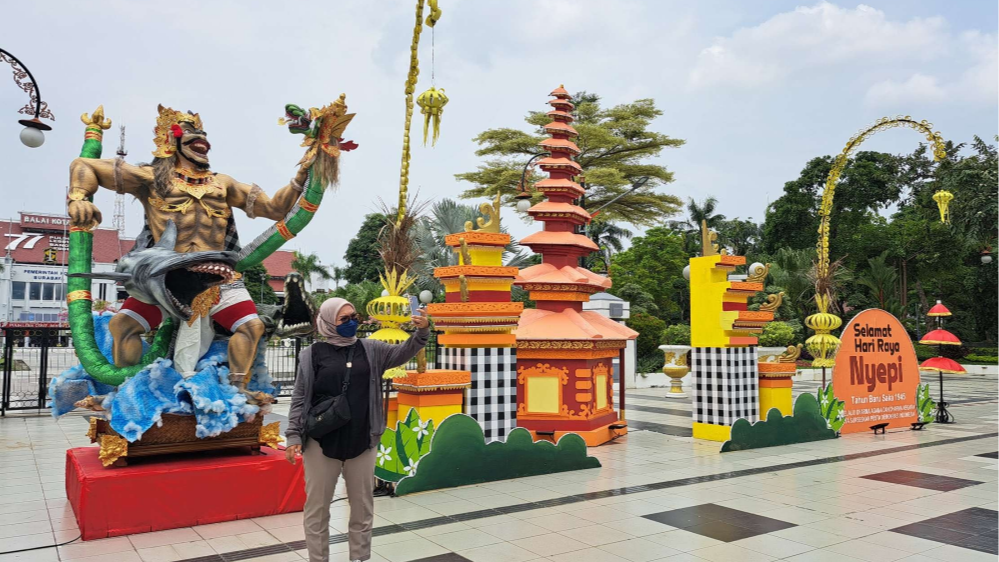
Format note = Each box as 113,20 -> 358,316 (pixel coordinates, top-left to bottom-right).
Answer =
609,228 -> 687,322
667,196 -> 727,256
331,280 -> 384,321
856,251 -> 900,314
455,93 -> 684,226
343,213 -> 387,284
719,217 -> 762,257
242,263 -> 278,305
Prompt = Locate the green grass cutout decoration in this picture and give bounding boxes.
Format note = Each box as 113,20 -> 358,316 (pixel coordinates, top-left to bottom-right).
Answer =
721,392 -> 837,452
394,414 -> 601,495
916,383 -> 936,424
817,383 -> 846,432
375,408 -> 434,483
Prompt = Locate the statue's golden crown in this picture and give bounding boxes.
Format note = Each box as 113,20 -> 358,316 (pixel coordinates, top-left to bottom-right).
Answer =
152,104 -> 203,158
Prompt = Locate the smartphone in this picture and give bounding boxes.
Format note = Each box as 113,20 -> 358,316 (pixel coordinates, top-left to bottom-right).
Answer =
408,294 -> 421,316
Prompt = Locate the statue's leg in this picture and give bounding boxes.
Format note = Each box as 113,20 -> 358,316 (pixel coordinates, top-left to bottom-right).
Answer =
211,286 -> 271,403
111,299 -> 162,367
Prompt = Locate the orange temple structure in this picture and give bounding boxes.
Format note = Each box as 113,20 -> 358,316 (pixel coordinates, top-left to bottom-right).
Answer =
513,86 -> 638,447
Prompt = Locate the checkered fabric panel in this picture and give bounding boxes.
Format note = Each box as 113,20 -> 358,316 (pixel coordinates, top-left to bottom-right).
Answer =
691,347 -> 759,426
439,347 -> 518,442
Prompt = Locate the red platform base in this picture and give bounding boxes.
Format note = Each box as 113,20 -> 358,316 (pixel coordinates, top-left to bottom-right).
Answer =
66,446 -> 305,540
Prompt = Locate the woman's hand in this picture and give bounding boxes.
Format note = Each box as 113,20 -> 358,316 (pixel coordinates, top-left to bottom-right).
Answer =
285,444 -> 301,464
411,309 -> 430,330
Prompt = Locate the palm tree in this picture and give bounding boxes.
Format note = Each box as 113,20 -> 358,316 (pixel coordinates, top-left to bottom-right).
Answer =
331,266 -> 346,290
291,251 -> 331,291
586,219 -> 632,274
857,251 -> 901,314
667,196 -> 727,256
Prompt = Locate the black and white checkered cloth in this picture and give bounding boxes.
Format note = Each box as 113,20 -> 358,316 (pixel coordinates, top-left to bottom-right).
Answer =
438,347 -> 518,442
134,216 -> 241,252
691,347 -> 759,426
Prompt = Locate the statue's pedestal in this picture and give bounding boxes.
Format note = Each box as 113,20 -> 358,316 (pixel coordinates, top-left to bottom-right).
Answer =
66,445 -> 304,540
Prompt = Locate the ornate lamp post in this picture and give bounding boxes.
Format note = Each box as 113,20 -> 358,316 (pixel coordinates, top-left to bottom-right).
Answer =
0,48 -> 54,147
515,153 -> 547,212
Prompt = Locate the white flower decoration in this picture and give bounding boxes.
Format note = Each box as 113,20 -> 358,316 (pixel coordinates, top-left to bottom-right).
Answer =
377,444 -> 392,467
404,459 -> 420,476
411,419 -> 430,438
820,396 -> 830,408
835,409 -> 845,421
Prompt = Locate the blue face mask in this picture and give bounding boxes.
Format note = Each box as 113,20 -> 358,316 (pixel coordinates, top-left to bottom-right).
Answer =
335,319 -> 359,338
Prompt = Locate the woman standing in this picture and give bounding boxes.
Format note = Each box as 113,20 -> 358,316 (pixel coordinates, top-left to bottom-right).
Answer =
285,298 -> 429,562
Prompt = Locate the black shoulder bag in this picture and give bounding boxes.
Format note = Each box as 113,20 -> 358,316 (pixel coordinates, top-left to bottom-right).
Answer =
305,342 -> 356,440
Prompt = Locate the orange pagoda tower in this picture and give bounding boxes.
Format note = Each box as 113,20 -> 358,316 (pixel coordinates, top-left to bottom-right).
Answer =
514,85 -> 638,447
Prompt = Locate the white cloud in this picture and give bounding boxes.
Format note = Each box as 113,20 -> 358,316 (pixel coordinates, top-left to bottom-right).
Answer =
864,30 -> 997,106
865,73 -> 946,105
689,2 -> 948,88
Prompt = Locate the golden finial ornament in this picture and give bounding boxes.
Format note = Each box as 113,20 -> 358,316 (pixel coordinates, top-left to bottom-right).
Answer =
759,291 -> 784,313
700,220 -> 719,257
80,105 -> 112,130
465,192 -> 502,233
778,344 -> 803,364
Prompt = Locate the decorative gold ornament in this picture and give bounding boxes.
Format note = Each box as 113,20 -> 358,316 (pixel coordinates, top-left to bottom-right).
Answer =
746,263 -> 770,284
68,188 -> 90,201
700,220 -> 719,257
98,434 -> 128,467
778,344 -> 803,363
187,286 -> 220,326
152,104 -> 203,159
805,294 -> 842,368
80,105 -> 112,130
458,237 -> 472,265
66,290 -> 92,304
86,417 -> 100,442
416,87 -> 448,146
932,190 -> 953,224
258,421 -> 284,450
759,292 -> 784,313
465,192 -> 502,233
459,275 -> 469,303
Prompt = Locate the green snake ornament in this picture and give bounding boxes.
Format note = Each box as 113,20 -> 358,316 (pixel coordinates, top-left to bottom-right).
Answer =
68,98 -> 355,386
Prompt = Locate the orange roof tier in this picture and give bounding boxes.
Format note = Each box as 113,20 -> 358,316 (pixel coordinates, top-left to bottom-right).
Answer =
516,308 -> 638,341
519,231 -> 599,252
539,138 -> 581,155
443,231 -> 511,248
527,201 -> 591,223
718,255 -> 747,267
542,121 -> 579,137
533,178 -> 585,197
537,156 -> 582,174
548,98 -> 574,110
427,302 -> 524,317
517,263 -> 612,289
549,85 -> 570,97
546,109 -> 574,121
433,265 -> 521,279
727,281 -> 765,294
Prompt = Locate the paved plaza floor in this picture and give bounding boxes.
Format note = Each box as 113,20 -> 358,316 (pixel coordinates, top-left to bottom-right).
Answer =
1,372 -> 996,562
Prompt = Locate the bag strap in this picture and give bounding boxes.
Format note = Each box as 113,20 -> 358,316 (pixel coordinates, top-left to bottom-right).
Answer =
340,342 -> 357,395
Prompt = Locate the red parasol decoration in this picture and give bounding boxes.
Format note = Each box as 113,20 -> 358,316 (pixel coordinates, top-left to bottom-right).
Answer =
927,301 -> 952,317
919,329 -> 962,346
920,356 -> 966,374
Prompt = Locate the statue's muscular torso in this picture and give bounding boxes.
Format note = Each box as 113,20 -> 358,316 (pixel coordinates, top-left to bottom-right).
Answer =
68,158 -> 306,252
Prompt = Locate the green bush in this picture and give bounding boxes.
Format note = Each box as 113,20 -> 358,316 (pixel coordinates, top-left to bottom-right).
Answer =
965,354 -> 998,364
758,321 -> 797,347
637,353 -> 666,374
627,312 -> 667,358
661,324 -> 691,346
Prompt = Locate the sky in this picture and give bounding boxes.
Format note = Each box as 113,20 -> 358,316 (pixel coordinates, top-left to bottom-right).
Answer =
2,0 -> 996,272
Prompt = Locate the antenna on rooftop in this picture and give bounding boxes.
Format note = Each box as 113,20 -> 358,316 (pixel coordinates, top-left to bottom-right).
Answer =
112,124 -> 127,239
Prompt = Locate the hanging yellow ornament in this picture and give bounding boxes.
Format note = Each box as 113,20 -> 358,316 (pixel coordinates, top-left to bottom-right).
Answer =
416,87 -> 448,146
932,190 -> 953,224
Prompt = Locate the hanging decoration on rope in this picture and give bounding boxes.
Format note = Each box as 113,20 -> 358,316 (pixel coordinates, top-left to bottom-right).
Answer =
398,0 -> 444,224
416,0 -> 447,147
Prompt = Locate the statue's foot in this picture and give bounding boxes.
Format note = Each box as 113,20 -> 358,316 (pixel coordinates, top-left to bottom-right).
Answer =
240,389 -> 275,406
75,395 -> 106,411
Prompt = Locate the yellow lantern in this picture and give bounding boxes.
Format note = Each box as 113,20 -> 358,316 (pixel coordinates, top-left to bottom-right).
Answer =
416,87 -> 448,146
932,190 -> 953,224
804,295 -> 842,368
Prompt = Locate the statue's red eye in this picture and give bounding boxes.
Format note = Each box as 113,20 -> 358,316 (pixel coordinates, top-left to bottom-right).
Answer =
171,124 -> 183,138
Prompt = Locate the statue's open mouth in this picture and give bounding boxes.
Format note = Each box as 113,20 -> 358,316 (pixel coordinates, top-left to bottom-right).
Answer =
283,110 -> 311,132
164,262 -> 236,319
184,138 -> 211,155
278,272 -> 313,336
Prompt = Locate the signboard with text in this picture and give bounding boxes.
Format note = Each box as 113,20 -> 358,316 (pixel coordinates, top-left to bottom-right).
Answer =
20,213 -> 72,231
831,309 -> 920,434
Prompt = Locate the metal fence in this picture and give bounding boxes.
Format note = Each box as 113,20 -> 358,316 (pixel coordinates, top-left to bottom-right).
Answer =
266,327 -> 438,396
2,326 -> 76,413
1,326 -> 439,413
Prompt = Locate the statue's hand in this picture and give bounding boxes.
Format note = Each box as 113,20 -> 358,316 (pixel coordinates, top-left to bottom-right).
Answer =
68,200 -> 103,228
294,165 -> 309,187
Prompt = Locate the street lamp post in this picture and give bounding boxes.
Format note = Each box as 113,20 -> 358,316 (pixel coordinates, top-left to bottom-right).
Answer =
515,153 -> 547,213
0,48 -> 54,147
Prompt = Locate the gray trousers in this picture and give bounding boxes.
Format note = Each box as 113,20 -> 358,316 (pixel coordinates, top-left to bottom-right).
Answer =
302,438 -> 376,562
